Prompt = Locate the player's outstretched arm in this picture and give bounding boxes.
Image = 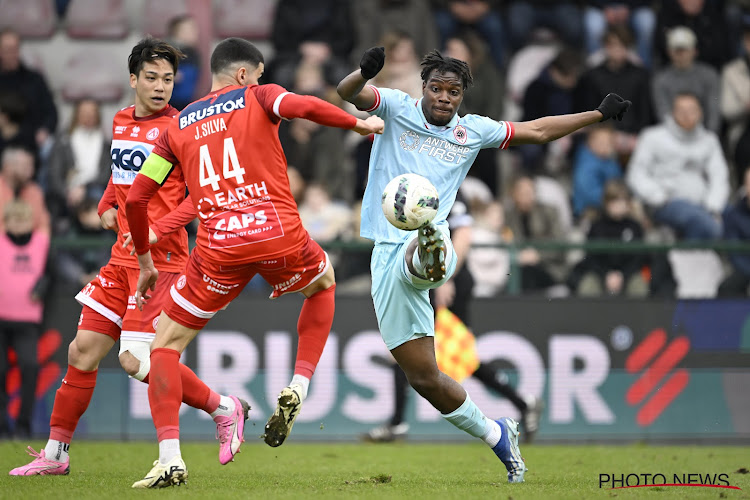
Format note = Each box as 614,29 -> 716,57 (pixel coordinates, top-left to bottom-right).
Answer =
276,93 -> 384,135
509,93 -> 631,146
337,46 -> 385,110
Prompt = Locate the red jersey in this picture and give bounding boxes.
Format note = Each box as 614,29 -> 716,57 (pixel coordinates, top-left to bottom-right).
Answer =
151,84 -> 307,265
106,105 -> 188,273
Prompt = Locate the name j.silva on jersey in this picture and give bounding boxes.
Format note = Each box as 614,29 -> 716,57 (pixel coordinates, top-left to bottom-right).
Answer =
194,117 -> 228,140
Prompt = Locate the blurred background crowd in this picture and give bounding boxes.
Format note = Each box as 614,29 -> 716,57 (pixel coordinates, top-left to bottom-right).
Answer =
3,0 -> 750,303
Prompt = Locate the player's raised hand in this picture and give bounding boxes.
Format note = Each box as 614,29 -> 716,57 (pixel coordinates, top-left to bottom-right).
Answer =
122,229 -> 159,255
100,207 -> 119,233
134,251 -> 158,311
353,115 -> 385,136
596,93 -> 632,122
360,46 -> 385,80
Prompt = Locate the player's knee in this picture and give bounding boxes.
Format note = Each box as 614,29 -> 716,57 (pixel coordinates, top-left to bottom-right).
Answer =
67,339 -> 83,366
406,369 -> 441,396
118,351 -> 141,377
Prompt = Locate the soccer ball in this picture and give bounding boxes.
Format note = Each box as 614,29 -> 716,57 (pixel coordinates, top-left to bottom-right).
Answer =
381,174 -> 439,231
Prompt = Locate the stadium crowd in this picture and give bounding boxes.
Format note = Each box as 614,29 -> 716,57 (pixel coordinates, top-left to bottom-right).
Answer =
2,0 -> 750,301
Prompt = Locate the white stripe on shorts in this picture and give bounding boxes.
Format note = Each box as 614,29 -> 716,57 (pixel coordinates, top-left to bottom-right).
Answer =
75,292 -> 123,328
120,330 -> 154,343
170,285 -> 217,319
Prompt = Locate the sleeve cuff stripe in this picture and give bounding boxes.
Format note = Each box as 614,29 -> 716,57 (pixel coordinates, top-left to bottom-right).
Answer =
500,121 -> 514,149
273,92 -> 292,118
362,86 -> 381,112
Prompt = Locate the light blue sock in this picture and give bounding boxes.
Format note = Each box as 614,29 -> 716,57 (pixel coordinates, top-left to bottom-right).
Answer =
442,393 -> 490,438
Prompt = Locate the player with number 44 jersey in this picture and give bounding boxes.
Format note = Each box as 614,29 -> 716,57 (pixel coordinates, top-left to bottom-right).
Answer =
125,38 -> 383,487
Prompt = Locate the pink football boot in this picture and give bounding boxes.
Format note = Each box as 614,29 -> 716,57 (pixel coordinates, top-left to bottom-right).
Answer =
215,396 -> 250,465
9,447 -> 70,476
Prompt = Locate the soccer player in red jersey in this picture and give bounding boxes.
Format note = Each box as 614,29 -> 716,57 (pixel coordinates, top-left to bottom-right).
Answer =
125,38 -> 384,487
9,38 -> 249,478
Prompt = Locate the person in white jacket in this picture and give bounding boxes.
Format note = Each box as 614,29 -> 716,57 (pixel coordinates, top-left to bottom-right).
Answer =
626,92 -> 729,240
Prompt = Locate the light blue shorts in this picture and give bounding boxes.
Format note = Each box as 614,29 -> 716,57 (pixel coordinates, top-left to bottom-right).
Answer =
371,230 -> 457,351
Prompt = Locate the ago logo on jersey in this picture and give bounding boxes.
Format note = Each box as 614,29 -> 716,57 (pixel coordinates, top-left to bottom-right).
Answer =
110,139 -> 155,185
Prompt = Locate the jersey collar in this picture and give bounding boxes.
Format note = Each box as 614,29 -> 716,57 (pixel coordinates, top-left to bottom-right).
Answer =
416,98 -> 459,132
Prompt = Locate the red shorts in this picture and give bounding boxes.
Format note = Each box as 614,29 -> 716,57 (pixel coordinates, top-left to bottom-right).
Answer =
165,235 -> 329,330
75,262 -> 180,341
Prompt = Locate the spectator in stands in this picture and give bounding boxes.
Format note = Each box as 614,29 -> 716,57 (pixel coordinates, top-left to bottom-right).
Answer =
572,124 -> 623,220
278,62 -> 352,202
353,0 -> 439,64
0,146 -> 49,233
371,31 -> 423,99
0,199 -> 50,438
656,0 -> 731,71
504,175 -> 567,293
0,30 -> 57,153
721,18 -> 750,182
467,200 -> 510,297
719,167 -> 750,296
583,1 -> 656,67
47,99 -> 110,235
166,15 -> 200,110
431,0 -> 505,69
444,31 -> 503,195
652,26 -> 721,133
568,180 -> 647,297
575,25 -> 653,160
507,0 -> 584,51
54,197 -> 112,292
0,91 -> 36,158
267,0 -> 355,89
298,183 -> 353,243
519,47 -> 583,173
627,93 -> 729,240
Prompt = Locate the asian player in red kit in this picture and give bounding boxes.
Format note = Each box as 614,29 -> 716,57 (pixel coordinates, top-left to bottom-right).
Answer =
9,38 -> 249,477
125,38 -> 384,488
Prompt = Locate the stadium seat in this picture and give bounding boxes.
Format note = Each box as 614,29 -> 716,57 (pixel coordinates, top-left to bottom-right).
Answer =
61,51 -> 124,102
143,0 -> 190,38
213,0 -> 278,39
0,0 -> 56,38
65,0 -> 129,39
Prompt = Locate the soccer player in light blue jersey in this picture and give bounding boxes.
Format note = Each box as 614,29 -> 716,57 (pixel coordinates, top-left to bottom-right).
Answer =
338,46 -> 631,483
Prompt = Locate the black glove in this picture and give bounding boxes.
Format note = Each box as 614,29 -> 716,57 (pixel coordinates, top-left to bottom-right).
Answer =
596,93 -> 632,122
360,46 -> 385,80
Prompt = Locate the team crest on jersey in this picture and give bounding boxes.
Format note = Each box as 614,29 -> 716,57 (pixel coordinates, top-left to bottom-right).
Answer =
130,126 -> 140,137
399,130 -> 420,151
177,275 -> 186,290
152,316 -> 159,330
453,124 -> 467,144
147,127 -> 159,140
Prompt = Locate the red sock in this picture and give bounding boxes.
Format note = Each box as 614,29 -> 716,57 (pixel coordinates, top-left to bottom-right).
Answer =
49,365 -> 97,443
142,365 -> 220,414
148,348 -> 182,441
295,284 -> 335,378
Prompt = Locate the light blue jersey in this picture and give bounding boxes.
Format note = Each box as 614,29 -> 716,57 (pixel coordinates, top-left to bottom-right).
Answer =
360,86 -> 513,243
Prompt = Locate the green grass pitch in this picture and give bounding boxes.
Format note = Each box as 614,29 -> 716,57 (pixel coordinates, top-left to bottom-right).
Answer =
1,441 -> 748,499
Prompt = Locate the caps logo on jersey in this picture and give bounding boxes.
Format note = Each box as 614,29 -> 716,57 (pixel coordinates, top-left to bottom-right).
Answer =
130,125 -> 140,137
454,124 -> 467,145
399,130 -> 421,151
147,127 -> 159,140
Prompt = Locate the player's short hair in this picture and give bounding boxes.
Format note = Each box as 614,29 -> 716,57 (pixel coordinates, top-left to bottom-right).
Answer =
420,50 -> 473,90
210,38 -> 264,74
128,36 -> 185,77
